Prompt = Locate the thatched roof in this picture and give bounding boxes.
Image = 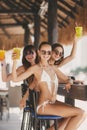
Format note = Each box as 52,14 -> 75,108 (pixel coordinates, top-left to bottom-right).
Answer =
0,0 -> 87,50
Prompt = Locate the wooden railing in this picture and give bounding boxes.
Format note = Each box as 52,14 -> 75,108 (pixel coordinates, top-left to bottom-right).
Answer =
58,83 -> 87,105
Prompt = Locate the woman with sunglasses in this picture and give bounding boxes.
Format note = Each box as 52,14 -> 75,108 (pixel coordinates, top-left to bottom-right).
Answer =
49,37 -> 77,67
1,45 -> 38,108
12,41 -> 86,130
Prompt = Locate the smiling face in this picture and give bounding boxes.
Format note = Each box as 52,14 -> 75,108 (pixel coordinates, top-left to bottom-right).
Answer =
25,50 -> 36,63
38,43 -> 52,62
52,46 -> 63,61
22,45 -> 37,68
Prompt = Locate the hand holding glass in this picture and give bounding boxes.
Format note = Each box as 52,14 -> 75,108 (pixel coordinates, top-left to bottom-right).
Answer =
13,48 -> 21,59
75,26 -> 83,37
0,50 -> 5,61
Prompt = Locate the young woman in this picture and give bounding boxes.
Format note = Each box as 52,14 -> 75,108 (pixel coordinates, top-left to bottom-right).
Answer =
49,37 -> 77,67
49,38 -> 82,89
12,42 -> 86,130
1,45 -> 37,81
1,45 -> 38,108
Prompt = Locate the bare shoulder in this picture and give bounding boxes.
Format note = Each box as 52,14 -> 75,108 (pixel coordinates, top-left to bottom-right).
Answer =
17,65 -> 25,72
27,64 -> 40,72
51,65 -> 61,73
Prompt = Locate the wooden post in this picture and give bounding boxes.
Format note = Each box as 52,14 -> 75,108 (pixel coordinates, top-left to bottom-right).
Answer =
34,14 -> 41,49
23,24 -> 30,46
48,0 -> 58,44
65,94 -> 75,106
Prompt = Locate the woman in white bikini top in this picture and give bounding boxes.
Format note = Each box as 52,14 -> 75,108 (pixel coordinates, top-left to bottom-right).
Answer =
12,42 -> 86,130
37,67 -> 58,112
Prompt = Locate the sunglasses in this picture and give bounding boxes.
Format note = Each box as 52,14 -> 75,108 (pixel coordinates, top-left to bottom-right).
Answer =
40,50 -> 51,55
25,50 -> 35,56
54,49 -> 63,57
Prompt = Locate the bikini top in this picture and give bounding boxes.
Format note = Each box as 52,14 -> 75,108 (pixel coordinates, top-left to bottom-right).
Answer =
39,69 -> 58,95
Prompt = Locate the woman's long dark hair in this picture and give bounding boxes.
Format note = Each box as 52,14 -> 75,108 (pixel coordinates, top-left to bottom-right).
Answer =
22,45 -> 38,69
52,43 -> 64,65
22,45 -> 38,96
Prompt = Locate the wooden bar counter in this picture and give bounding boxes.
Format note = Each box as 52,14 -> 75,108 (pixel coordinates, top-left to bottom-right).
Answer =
58,83 -> 87,101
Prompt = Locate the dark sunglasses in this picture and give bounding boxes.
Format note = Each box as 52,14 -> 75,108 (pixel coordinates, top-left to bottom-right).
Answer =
25,50 -> 35,56
54,49 -> 63,57
40,50 -> 51,55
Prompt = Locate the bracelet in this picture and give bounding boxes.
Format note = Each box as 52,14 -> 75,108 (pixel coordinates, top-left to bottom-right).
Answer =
68,77 -> 73,84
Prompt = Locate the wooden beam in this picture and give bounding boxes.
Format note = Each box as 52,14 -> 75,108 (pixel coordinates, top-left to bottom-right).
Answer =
0,23 -> 23,27
57,4 -> 75,19
58,20 -> 66,28
0,0 -> 34,14
58,14 -> 69,24
58,0 -> 78,14
0,21 -> 11,38
0,9 -> 33,14
72,0 -> 84,7
41,23 -> 47,30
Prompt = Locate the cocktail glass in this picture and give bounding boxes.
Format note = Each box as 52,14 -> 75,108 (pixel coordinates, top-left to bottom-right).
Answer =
75,26 -> 83,37
13,47 -> 21,59
0,50 -> 5,61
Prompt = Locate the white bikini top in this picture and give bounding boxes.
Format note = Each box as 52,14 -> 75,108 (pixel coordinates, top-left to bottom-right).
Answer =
40,69 -> 58,95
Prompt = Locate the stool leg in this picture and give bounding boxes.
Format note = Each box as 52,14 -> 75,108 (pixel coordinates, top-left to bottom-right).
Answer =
54,119 -> 58,130
29,114 -> 34,130
21,111 -> 30,130
34,118 -> 38,130
42,120 -> 46,130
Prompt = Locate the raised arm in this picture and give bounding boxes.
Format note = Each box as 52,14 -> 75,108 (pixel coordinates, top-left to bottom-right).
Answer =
1,60 -> 10,82
12,60 -> 35,82
58,37 -> 78,67
1,60 -> 25,82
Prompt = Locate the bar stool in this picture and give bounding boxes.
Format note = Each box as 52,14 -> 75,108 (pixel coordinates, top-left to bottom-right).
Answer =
21,101 -> 33,130
21,83 -> 31,130
29,90 -> 63,130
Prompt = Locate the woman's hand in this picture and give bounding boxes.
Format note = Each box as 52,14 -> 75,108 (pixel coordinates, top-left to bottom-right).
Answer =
12,52 -> 18,60
64,83 -> 71,93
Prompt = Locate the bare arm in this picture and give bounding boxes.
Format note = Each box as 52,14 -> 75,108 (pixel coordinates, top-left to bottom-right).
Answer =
53,66 -> 69,83
12,60 -> 35,82
58,37 -> 78,67
1,60 -> 12,82
54,66 -> 73,92
1,60 -> 25,82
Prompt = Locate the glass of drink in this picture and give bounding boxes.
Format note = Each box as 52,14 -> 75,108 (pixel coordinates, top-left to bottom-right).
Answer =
0,50 -> 5,61
75,26 -> 83,37
13,47 -> 21,59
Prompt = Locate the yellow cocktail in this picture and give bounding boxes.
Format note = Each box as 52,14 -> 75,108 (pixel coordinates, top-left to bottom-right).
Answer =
0,50 -> 5,61
13,48 -> 21,59
75,26 -> 83,37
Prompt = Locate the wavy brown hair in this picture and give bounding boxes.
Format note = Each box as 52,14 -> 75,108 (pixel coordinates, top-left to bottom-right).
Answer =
22,45 -> 38,69
52,43 -> 64,65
